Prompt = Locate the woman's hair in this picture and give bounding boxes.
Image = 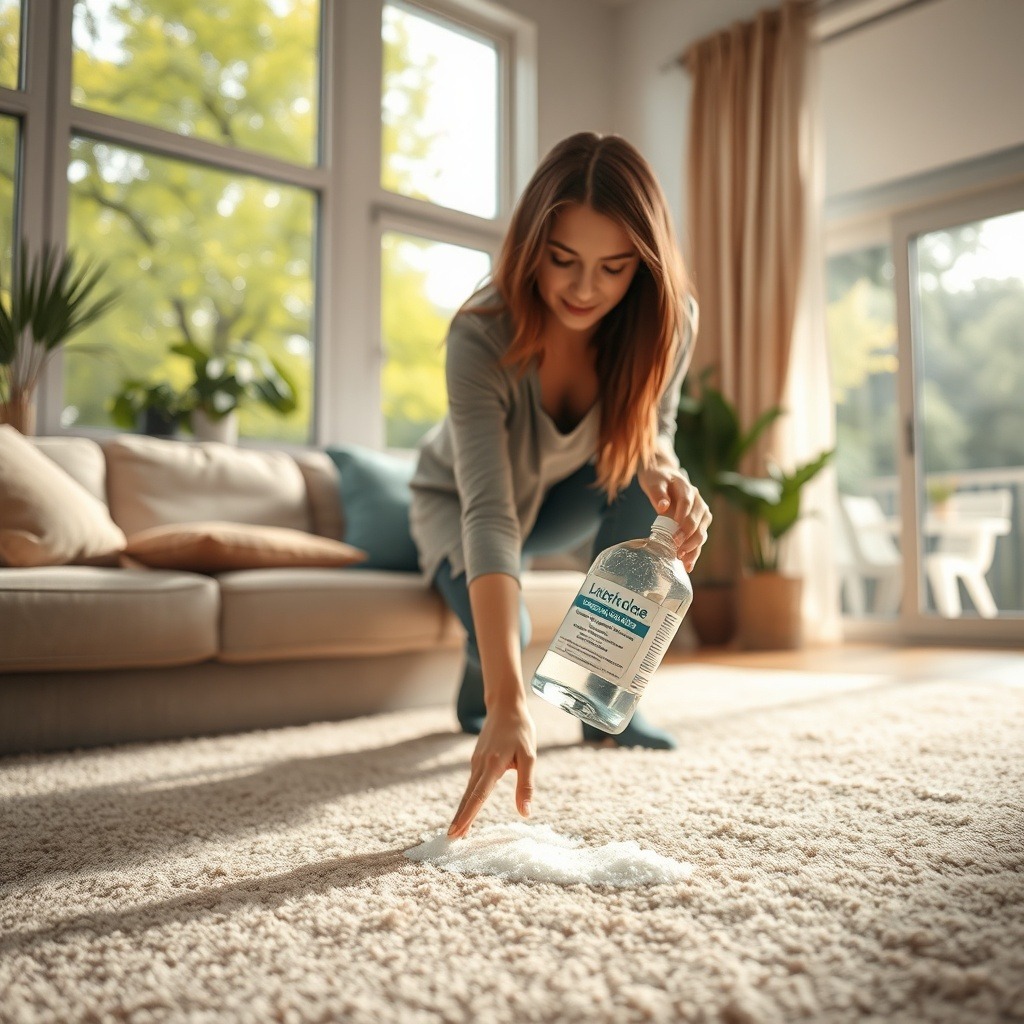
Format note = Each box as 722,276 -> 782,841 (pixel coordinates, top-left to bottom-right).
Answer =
466,131 -> 696,498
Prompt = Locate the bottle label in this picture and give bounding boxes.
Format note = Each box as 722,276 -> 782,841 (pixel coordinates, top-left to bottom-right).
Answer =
549,572 -> 679,692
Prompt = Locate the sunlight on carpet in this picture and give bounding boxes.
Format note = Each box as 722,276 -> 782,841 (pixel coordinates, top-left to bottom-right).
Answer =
2,657 -> 1023,1023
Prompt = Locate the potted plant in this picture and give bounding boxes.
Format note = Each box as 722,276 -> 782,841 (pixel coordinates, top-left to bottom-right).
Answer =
171,338 -> 298,444
926,476 -> 957,519
716,447 -> 835,649
109,379 -> 186,437
0,241 -> 118,434
674,367 -> 783,644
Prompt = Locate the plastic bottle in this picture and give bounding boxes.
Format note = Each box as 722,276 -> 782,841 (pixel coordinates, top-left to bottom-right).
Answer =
530,515 -> 693,733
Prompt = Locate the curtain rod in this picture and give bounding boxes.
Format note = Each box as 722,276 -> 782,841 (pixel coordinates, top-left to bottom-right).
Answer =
661,0 -> 939,74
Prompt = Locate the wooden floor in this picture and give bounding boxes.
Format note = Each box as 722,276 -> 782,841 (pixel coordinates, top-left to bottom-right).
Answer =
667,642 -> 1024,686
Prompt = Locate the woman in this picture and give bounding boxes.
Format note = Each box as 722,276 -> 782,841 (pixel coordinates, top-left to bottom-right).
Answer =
409,132 -> 712,838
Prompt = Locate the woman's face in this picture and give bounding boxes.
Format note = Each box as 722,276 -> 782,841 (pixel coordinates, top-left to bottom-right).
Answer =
535,203 -> 640,338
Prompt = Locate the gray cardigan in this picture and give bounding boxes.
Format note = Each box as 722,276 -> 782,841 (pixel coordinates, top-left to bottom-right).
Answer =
409,297 -> 693,585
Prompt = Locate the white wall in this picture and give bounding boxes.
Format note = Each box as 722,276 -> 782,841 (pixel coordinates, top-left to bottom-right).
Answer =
821,0 -> 1024,198
608,0 -> 767,245
495,0 -> 617,154
608,0 -> 1024,238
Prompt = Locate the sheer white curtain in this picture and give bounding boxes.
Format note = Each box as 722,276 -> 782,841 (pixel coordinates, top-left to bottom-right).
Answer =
777,37 -> 841,643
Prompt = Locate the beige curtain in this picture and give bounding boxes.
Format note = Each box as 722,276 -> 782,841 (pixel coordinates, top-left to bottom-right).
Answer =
685,1 -> 840,640
686,1 -> 808,453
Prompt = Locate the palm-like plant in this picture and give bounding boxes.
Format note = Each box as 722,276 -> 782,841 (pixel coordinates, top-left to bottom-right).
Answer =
0,241 -> 119,432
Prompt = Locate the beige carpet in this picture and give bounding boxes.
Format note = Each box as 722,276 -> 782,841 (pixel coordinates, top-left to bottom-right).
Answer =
1,655 -> 1023,1024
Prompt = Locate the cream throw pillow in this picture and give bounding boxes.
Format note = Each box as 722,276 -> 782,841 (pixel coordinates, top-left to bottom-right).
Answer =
0,425 -> 127,567
122,521 -> 368,572
104,435 -> 311,536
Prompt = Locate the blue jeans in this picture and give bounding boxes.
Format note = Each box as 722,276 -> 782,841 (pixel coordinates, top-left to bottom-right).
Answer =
431,462 -> 658,696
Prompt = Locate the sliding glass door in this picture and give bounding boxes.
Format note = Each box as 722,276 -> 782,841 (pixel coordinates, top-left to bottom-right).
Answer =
829,180 -> 1024,642
895,184 -> 1024,641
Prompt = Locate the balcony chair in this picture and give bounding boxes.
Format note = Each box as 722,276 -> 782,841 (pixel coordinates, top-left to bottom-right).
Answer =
837,494 -> 902,616
925,488 -> 1013,618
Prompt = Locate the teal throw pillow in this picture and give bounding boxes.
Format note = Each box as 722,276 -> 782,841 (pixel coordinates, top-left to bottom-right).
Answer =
325,444 -> 420,571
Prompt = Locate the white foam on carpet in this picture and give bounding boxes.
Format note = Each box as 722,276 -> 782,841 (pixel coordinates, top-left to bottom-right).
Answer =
405,821 -> 695,887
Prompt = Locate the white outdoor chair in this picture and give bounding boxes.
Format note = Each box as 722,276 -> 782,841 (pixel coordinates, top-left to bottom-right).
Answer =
925,489 -> 1013,618
837,494 -> 902,616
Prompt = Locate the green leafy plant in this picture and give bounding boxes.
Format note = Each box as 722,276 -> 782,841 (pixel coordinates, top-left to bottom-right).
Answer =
676,367 -> 834,575
109,379 -> 186,434
171,338 -> 298,421
674,366 -> 785,506
926,477 -> 957,508
0,241 -> 118,427
717,450 -> 835,573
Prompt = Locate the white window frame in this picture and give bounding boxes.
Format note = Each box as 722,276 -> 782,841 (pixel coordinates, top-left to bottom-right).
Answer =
363,0 -> 537,451
0,0 -> 538,451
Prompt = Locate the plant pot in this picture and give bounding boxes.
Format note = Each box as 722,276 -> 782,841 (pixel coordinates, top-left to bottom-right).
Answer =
736,572 -> 803,650
141,408 -> 179,438
0,389 -> 37,435
190,408 -> 238,445
688,581 -> 737,646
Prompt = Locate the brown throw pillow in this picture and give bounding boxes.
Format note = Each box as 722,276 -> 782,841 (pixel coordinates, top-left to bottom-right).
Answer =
122,521 -> 368,572
0,425 -> 127,567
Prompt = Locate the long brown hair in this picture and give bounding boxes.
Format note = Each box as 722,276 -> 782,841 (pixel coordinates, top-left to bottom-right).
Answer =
466,132 -> 696,497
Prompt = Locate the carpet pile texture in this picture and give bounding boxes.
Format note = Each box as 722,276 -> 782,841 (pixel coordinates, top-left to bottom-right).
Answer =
1,656 -> 1022,1023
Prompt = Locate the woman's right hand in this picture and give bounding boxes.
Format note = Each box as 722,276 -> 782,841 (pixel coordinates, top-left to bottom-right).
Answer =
448,698 -> 536,838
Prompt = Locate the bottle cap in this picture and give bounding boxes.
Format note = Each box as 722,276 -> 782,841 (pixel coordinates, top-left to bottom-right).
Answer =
652,515 -> 678,535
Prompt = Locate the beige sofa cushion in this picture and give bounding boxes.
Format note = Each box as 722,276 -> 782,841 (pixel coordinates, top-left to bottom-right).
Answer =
0,426 -> 126,567
0,566 -> 218,671
104,435 -> 311,536
217,569 -> 451,662
291,450 -> 344,540
123,521 -> 367,572
216,567 -> 585,664
31,435 -> 109,502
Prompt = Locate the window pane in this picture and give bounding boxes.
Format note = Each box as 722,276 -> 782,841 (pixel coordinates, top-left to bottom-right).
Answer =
0,114 -> 16,283
71,1 -> 320,166
0,0 -> 21,90
382,3 -> 498,219
827,245 -> 902,618
912,210 -> 1024,617
65,138 -> 315,443
381,231 -> 489,448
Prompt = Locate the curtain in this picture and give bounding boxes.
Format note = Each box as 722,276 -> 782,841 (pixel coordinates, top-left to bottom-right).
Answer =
685,0 -> 840,641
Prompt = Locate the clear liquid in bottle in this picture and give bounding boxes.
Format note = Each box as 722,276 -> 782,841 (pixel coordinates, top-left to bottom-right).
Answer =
530,515 -> 693,733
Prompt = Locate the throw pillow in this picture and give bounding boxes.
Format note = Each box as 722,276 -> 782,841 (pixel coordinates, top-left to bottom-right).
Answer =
325,444 -> 420,571
122,521 -> 368,572
0,425 -> 127,567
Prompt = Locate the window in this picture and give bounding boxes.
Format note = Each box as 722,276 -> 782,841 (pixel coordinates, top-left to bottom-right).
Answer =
71,0 -> 320,165
381,230 -> 490,447
65,139 -> 315,441
0,115 -> 15,281
1,0 -> 535,446
827,242 -> 901,619
0,0 -> 21,288
828,244 -> 899,499
59,0 -> 321,441
0,0 -> 21,90
827,177 -> 1024,638
378,1 -> 531,449
382,2 -> 498,218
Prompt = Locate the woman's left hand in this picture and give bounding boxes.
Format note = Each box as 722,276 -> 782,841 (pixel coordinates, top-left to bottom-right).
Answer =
638,465 -> 712,573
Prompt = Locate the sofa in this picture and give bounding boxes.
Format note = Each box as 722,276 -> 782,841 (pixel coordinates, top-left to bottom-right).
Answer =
0,427 -> 586,755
